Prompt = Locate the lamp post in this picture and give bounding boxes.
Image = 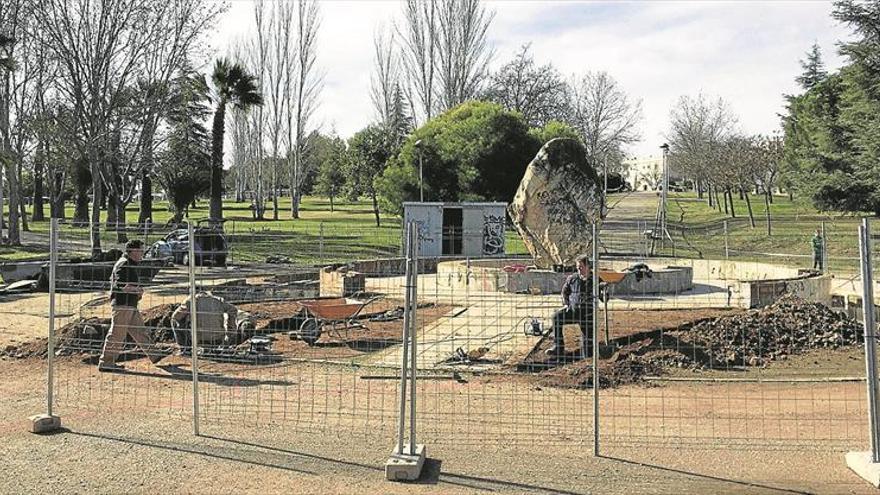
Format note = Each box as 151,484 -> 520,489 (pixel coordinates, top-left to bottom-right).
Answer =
660,143 -> 670,240
414,139 -> 424,202
602,155 -> 609,219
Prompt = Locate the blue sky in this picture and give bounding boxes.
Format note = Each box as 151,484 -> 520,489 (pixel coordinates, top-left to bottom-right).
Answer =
215,0 -> 853,158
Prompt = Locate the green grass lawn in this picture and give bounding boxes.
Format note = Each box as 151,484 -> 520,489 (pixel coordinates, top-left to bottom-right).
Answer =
4,191 -> 870,273
665,192 -> 867,273
1,196 -> 529,265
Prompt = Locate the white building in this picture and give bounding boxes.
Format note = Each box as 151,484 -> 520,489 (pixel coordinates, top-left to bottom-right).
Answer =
621,155 -> 684,191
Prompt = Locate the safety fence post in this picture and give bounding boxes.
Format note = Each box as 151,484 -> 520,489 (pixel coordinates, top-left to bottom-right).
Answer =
386,221 -> 426,480
29,218 -> 62,433
187,222 -> 201,436
592,221 -> 600,457
847,218 -> 880,485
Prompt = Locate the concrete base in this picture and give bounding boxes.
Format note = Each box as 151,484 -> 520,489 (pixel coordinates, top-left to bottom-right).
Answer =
846,451 -> 880,487
28,414 -> 62,434
385,444 -> 426,481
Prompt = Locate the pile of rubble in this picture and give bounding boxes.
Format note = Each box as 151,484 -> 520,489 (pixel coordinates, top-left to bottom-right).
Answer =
540,296 -> 863,390
681,295 -> 862,367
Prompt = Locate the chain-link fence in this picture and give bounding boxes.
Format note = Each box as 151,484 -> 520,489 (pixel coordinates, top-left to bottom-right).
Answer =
19,209 -> 880,476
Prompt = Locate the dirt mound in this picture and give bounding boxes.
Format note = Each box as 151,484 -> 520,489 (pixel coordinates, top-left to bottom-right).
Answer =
535,297 -> 862,390
142,303 -> 180,342
1,316 -> 111,359
679,295 -> 862,366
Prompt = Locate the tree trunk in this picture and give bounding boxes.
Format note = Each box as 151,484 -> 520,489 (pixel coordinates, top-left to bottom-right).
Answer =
765,190 -> 772,236
721,187 -> 728,214
210,100 -> 226,221
707,183 -> 714,208
371,190 -> 381,227
116,200 -> 128,243
51,195 -> 64,219
272,163 -> 278,220
139,170 -> 153,224
32,144 -> 45,222
138,123 -> 156,223
727,189 -> 736,218
292,189 -> 301,219
742,187 -> 755,228
329,194 -> 334,212
18,197 -> 28,232
5,161 -> 20,245
90,159 -> 103,256
106,191 -> 118,230
74,190 -> 89,225
696,179 -> 703,199
17,159 -> 28,232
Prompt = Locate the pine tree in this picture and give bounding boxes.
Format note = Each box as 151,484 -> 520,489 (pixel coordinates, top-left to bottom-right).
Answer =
796,43 -> 828,90
386,83 -> 413,148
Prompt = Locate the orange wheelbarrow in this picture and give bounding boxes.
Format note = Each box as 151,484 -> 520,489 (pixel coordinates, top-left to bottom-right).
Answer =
289,295 -> 382,346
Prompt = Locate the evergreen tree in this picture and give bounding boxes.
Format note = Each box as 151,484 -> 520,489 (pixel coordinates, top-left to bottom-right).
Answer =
158,72 -> 213,223
386,83 -> 413,148
796,43 -> 827,90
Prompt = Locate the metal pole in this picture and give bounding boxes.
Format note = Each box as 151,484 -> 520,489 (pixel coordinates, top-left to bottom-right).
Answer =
661,148 -> 668,243
724,220 -> 729,260
592,221 -> 600,457
396,222 -> 413,455
409,223 -> 419,455
47,218 -> 58,416
187,222 -> 201,436
821,221 -> 828,274
603,156 -> 608,219
859,218 -> 880,462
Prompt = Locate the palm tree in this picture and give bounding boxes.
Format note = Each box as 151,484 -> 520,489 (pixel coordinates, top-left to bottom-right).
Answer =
209,58 -> 263,221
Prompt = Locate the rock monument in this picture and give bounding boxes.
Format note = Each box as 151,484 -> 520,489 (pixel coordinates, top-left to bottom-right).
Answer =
508,138 -> 602,269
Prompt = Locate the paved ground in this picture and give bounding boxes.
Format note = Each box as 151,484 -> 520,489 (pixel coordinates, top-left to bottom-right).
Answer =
365,271 -> 737,370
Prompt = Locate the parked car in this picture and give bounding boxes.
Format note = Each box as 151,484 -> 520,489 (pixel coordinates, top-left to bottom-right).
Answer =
147,222 -> 229,267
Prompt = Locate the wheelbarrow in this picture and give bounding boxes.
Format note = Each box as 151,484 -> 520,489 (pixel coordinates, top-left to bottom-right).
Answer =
289,295 -> 382,346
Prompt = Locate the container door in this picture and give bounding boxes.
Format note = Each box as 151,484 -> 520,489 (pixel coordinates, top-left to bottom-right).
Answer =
403,204 -> 443,257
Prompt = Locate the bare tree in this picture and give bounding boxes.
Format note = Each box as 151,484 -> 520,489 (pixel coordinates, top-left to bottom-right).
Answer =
34,0 -> 220,252
1,0 -> 32,244
265,0 -> 293,220
483,44 -> 568,127
435,0 -> 494,110
252,0 -> 269,220
371,27 -> 400,126
397,0 -> 438,125
755,134 -> 784,235
133,0 -> 224,226
0,25 -> 11,236
567,71 -> 642,171
289,0 -> 321,219
397,0 -> 494,125
667,93 -> 738,207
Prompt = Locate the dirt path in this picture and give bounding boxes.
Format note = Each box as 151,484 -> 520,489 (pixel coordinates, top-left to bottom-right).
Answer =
1,357 -> 876,494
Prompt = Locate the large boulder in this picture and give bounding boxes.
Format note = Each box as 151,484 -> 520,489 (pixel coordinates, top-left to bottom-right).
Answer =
508,138 -> 602,268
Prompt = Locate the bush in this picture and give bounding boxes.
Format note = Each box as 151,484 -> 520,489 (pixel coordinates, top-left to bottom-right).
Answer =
376,101 -> 541,214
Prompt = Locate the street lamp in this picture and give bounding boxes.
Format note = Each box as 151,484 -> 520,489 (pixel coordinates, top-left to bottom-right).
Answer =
659,143 -> 670,244
414,139 -> 424,202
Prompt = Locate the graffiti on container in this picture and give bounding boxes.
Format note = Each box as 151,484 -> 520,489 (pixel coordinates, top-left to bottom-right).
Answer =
414,220 -> 433,243
482,214 -> 505,255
